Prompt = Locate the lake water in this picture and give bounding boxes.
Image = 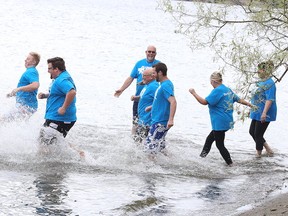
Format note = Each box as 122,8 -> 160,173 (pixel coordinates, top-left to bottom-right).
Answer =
0,0 -> 288,215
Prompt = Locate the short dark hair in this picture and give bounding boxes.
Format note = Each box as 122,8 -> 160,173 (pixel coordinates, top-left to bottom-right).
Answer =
153,62 -> 167,76
47,57 -> 66,71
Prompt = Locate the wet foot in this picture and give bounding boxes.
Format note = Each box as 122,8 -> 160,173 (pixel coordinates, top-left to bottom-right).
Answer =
256,150 -> 262,158
263,143 -> 274,156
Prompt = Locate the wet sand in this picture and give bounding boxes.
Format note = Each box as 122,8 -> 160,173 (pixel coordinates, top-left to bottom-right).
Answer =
238,193 -> 288,216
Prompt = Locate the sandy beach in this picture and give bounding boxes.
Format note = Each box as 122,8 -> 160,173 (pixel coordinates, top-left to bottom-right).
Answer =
238,193 -> 288,216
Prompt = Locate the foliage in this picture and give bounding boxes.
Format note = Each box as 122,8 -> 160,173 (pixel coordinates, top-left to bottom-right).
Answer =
157,0 -> 288,120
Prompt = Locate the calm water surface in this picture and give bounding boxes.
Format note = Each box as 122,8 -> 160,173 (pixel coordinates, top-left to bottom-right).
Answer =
0,0 -> 288,215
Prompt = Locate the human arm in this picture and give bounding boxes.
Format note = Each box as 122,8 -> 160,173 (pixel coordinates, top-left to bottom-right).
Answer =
261,100 -> 273,123
237,99 -> 252,107
189,88 -> 208,105
114,76 -> 134,97
58,89 -> 76,115
7,82 -> 39,97
167,96 -> 177,129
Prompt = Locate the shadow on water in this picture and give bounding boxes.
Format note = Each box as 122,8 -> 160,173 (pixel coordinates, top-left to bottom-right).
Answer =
34,172 -> 72,216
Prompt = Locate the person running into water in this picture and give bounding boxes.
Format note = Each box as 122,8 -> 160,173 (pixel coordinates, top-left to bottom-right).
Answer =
114,45 -> 160,135
144,62 -> 177,156
2,52 -> 40,121
38,57 -> 84,158
189,71 -> 252,166
249,61 -> 276,158
131,68 -> 159,143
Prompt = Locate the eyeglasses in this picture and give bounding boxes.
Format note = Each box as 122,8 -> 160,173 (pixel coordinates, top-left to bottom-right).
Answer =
147,51 -> 156,54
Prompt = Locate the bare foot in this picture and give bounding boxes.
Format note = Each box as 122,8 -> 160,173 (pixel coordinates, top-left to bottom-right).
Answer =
256,150 -> 262,158
263,142 -> 274,156
79,151 -> 85,159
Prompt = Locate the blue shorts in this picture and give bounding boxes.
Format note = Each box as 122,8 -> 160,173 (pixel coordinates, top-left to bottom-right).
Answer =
144,123 -> 169,154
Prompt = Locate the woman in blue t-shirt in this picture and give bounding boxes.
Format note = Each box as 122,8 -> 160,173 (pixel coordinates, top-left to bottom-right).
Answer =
249,61 -> 277,158
189,72 -> 252,166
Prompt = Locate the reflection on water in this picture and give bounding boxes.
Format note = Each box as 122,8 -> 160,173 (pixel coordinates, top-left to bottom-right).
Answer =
197,183 -> 222,201
121,174 -> 169,215
34,172 -> 71,215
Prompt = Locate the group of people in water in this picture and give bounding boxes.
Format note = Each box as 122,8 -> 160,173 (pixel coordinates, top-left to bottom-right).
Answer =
115,45 -> 277,165
1,47 -> 277,165
1,52 -> 79,154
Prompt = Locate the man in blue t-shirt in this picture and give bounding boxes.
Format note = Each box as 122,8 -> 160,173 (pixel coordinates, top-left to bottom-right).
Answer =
38,57 -> 79,150
144,63 -> 177,155
131,68 -> 159,143
2,52 -> 40,121
114,45 -> 160,135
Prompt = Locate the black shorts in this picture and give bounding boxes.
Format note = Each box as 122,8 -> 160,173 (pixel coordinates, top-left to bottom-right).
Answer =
44,119 -> 76,138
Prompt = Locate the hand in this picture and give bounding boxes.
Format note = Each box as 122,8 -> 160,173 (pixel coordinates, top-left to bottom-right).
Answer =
114,89 -> 123,97
131,95 -> 136,101
250,104 -> 258,111
260,112 -> 267,123
189,88 -> 196,95
145,106 -> 152,112
38,92 -> 47,99
167,120 -> 174,129
58,107 -> 66,115
6,88 -> 18,97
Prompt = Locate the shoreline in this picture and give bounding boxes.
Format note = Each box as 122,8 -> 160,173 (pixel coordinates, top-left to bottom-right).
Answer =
237,192 -> 288,216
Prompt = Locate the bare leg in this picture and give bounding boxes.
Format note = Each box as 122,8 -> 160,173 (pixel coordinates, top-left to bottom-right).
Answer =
69,143 -> 85,159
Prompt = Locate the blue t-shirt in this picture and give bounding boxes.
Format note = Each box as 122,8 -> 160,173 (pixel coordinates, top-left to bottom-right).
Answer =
16,66 -> 39,110
151,79 -> 174,125
250,78 -> 277,121
130,58 -> 160,96
205,84 -> 240,131
45,71 -> 77,122
138,80 -> 159,126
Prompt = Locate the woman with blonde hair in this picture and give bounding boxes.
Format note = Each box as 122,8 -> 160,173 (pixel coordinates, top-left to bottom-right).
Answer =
189,71 -> 251,166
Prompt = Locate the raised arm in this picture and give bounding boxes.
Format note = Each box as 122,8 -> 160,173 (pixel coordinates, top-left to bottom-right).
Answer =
189,88 -> 208,105
114,76 -> 134,97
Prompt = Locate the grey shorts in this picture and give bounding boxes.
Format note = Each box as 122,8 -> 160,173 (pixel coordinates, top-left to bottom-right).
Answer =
38,120 -> 75,145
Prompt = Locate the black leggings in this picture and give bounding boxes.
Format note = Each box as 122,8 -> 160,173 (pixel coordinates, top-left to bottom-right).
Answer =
202,130 -> 232,165
249,119 -> 270,151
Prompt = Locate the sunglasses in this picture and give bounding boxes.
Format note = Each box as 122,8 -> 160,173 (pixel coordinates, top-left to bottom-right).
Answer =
147,50 -> 156,54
